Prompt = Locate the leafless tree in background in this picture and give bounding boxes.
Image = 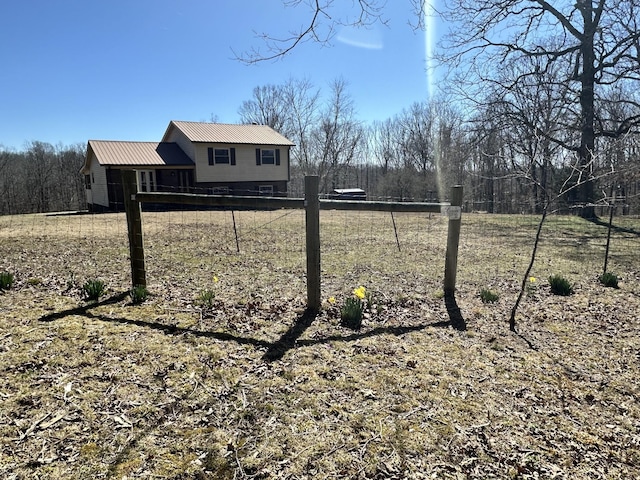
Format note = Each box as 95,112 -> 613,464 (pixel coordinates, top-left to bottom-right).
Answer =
439,0 -> 640,217
239,0 -> 640,218
312,78 -> 365,192
0,142 -> 85,215
238,84 -> 289,132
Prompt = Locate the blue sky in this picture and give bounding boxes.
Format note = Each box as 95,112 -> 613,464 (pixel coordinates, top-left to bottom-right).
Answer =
1,1 -> 435,151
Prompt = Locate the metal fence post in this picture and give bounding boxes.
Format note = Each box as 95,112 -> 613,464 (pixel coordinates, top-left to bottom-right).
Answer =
444,185 -> 463,296
122,170 -> 147,288
305,176 -> 321,311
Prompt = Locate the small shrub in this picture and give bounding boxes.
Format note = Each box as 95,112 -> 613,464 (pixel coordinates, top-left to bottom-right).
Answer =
341,297 -> 364,330
599,272 -> 619,288
479,289 -> 499,303
0,271 -> 14,290
197,288 -> 216,310
82,279 -> 105,301
341,286 -> 367,330
549,274 -> 574,296
196,276 -> 219,310
130,284 -> 149,304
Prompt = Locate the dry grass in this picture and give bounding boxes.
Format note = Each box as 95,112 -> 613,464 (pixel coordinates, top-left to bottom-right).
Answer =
1,210 -> 639,479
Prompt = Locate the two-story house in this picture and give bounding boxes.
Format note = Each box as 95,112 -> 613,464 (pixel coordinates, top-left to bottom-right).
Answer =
81,120 -> 295,212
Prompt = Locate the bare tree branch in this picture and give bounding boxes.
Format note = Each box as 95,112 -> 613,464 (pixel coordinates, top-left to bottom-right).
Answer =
236,0 -> 387,63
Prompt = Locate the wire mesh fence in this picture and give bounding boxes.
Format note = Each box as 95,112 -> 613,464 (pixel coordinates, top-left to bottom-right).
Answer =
2,204 -> 639,310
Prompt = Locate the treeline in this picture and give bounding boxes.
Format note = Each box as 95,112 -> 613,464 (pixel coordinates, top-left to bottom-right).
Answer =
240,78 -> 640,215
3,77 -> 640,216
0,141 -> 86,215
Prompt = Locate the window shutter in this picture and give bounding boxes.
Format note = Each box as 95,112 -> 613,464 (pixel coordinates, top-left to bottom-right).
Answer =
255,148 -> 261,165
208,147 -> 214,165
230,148 -> 236,165
275,149 -> 281,166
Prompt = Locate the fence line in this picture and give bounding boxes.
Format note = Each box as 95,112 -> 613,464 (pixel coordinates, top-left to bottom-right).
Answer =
122,171 -> 462,310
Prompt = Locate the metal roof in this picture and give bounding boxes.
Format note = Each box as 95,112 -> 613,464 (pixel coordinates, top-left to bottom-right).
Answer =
87,141 -> 195,167
164,121 -> 295,146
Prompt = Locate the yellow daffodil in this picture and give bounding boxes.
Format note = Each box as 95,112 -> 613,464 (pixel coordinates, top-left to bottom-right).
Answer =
213,276 -> 219,283
529,276 -> 536,283
328,296 -> 336,304
353,286 -> 366,299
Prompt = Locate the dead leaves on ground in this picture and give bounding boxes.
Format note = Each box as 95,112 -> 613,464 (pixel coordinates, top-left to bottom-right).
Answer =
1,211 -> 640,478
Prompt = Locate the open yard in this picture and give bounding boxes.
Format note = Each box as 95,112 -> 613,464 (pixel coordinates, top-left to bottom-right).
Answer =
1,209 -> 639,479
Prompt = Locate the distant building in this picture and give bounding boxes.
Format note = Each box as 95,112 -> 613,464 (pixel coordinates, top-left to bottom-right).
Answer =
80,120 -> 295,211
331,188 -> 366,200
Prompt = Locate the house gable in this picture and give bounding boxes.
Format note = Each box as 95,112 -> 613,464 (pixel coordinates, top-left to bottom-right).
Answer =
161,121 -> 294,185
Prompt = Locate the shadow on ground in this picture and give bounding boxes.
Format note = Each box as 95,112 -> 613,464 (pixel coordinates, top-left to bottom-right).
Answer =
587,217 -> 640,236
40,292 -> 467,362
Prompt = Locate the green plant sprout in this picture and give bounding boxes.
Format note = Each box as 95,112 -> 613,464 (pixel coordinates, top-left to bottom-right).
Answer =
82,279 -> 105,301
479,289 -> 499,303
549,275 -> 574,296
0,271 -> 14,291
130,284 -> 149,304
196,276 -> 219,310
599,272 -> 619,288
341,286 -> 367,330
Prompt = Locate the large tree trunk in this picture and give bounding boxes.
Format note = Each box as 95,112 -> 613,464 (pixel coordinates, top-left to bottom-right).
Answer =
577,4 -> 597,219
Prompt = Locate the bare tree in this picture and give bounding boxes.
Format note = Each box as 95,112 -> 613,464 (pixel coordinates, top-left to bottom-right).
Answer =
369,117 -> 420,200
238,77 -> 321,174
0,142 -> 86,215
244,1 -> 640,217
486,56 -> 570,213
281,78 -> 322,173
397,102 -> 436,199
370,118 -> 400,176
312,78 -> 365,192
432,100 -> 469,197
55,143 -> 86,211
238,84 -> 288,131
438,0 -> 640,217
0,147 -> 20,214
25,141 -> 57,213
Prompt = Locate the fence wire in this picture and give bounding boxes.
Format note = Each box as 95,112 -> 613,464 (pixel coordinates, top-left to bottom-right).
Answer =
1,208 -> 639,307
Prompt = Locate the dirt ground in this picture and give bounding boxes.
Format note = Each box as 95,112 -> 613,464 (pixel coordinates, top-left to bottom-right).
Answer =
1,210 -> 639,479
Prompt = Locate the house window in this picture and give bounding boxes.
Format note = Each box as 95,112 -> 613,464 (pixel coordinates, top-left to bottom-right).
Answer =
215,149 -> 229,164
208,147 -> 236,165
261,149 -> 275,164
255,148 -> 281,166
137,170 -> 155,192
258,185 -> 274,196
85,175 -> 91,190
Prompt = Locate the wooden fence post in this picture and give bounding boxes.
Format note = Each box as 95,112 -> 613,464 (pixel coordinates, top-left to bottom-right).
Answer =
122,170 -> 147,288
305,176 -> 321,311
444,185 -> 463,297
